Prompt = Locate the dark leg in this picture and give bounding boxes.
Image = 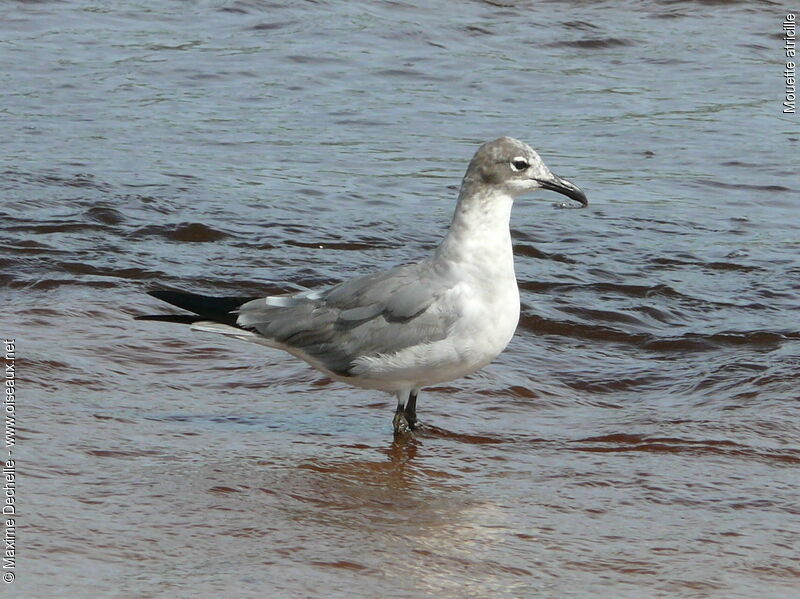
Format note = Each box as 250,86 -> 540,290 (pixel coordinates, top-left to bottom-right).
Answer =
392,391 -> 411,435
403,390 -> 419,430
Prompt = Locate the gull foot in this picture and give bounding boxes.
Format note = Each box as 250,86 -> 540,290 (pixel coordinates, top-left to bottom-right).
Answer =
404,410 -> 419,431
392,411 -> 412,435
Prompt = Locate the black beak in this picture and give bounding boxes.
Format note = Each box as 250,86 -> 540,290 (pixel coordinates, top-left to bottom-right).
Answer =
536,173 -> 588,207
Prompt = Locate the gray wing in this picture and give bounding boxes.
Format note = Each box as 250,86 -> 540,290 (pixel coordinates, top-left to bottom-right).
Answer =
236,259 -> 460,376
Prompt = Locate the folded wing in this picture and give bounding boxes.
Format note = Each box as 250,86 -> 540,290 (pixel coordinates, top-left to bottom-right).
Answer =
237,259 -> 460,376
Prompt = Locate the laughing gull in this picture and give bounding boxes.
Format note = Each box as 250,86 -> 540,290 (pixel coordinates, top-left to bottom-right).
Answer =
136,137 -> 587,434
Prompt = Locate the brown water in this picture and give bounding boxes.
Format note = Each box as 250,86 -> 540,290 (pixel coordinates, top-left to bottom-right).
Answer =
3,0 -> 799,597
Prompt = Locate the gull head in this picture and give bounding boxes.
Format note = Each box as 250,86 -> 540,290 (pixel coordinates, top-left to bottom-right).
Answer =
463,137 -> 587,207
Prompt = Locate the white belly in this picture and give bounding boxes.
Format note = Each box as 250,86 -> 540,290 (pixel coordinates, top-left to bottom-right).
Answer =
347,278 -> 520,391
338,201 -> 521,392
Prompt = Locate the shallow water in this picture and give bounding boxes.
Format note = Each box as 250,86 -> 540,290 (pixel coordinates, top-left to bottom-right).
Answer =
3,0 -> 799,597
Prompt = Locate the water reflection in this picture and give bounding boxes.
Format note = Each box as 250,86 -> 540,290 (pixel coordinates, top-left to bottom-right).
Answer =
281,437 -> 531,597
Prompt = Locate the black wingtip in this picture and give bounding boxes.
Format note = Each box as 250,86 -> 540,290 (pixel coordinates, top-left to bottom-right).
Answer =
145,289 -> 198,305
134,314 -> 204,324
136,287 -> 259,326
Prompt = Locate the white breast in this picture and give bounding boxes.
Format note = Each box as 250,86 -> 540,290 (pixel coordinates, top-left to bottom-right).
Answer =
345,190 -> 521,391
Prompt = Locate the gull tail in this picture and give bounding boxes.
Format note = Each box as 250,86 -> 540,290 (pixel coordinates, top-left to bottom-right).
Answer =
135,289 -> 259,327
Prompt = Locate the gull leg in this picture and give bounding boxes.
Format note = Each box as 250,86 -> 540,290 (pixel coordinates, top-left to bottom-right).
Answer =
392,390 -> 412,435
403,389 -> 420,430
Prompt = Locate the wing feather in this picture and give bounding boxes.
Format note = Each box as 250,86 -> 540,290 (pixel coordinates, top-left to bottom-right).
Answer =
236,260 -> 460,376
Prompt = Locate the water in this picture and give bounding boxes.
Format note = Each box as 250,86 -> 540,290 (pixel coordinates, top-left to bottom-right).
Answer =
3,1 -> 799,597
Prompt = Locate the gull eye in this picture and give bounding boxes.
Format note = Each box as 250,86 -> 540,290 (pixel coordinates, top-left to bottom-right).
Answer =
510,158 -> 529,172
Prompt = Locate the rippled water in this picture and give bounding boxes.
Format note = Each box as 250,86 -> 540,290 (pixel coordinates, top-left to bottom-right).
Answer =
4,1 -> 799,597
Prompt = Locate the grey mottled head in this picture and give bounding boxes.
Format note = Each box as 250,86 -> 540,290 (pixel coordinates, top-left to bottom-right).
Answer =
461,137 -> 587,207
